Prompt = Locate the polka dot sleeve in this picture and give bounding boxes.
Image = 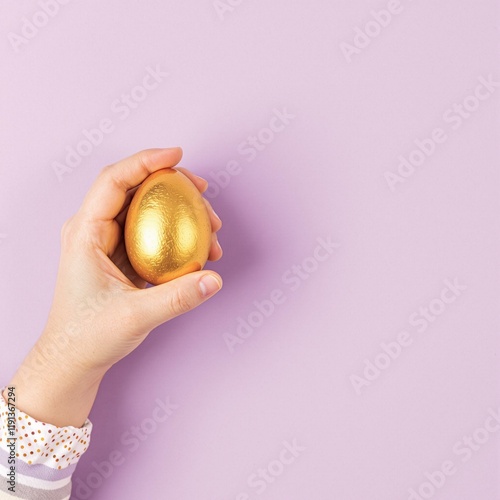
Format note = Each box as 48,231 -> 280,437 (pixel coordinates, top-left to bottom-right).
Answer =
0,387 -> 93,470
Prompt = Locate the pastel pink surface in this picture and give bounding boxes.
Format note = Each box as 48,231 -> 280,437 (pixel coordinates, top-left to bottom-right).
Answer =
0,1 -> 498,499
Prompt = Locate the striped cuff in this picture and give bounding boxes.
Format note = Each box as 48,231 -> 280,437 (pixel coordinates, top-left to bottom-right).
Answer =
0,387 -> 92,499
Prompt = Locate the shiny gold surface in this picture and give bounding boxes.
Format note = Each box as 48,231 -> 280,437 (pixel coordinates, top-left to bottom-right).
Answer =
124,169 -> 212,285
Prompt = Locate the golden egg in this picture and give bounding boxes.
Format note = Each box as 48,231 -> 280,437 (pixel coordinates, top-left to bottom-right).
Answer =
124,169 -> 211,285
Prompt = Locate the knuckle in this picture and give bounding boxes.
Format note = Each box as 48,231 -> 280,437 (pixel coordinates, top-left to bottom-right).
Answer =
98,164 -> 114,183
101,164 -> 127,191
60,215 -> 91,249
167,288 -> 193,316
136,150 -> 155,174
60,217 -> 75,244
100,163 -> 114,175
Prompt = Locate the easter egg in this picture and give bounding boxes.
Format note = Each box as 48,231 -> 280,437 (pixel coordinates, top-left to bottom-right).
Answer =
124,168 -> 211,285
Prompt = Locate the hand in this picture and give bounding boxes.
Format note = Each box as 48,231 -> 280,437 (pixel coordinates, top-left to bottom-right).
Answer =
5,148 -> 223,427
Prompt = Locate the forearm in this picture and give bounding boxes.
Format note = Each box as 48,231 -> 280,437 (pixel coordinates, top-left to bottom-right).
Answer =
4,335 -> 106,428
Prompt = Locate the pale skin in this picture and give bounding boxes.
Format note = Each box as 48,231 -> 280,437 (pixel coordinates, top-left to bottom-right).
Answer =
3,148 -> 223,428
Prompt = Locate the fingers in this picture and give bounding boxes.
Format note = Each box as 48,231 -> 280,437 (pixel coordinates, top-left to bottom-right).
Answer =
175,168 -> 223,259
114,186 -> 140,228
107,238 -> 147,288
81,149 -> 223,268
80,148 -> 183,222
176,167 -> 208,193
208,233 -> 223,261
132,271 -> 223,331
204,198 -> 222,232
175,167 -> 222,231
181,172 -> 222,259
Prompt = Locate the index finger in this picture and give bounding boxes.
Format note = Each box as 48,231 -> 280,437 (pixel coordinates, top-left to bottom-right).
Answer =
80,148 -> 183,222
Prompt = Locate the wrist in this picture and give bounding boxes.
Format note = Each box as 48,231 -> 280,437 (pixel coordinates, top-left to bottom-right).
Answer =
7,339 -> 107,428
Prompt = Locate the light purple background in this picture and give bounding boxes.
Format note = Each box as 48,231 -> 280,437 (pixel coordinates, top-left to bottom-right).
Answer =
1,1 -> 499,499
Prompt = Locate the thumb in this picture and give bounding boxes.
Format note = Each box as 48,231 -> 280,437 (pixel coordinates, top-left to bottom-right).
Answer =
132,271 -> 223,331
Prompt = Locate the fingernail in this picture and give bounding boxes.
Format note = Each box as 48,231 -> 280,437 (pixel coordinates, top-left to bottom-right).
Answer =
213,209 -> 221,223
156,147 -> 181,153
216,239 -> 223,255
199,274 -> 222,297
196,173 -> 208,184
200,180 -> 209,193
151,147 -> 182,161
